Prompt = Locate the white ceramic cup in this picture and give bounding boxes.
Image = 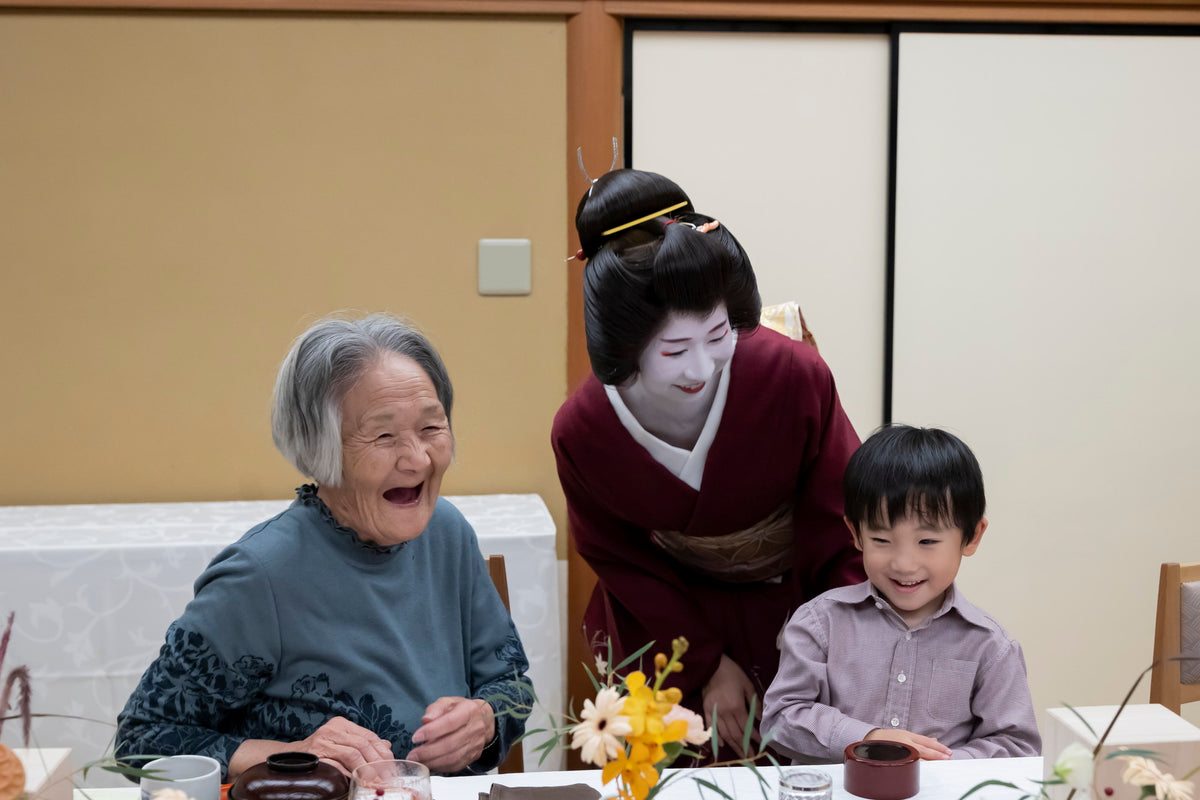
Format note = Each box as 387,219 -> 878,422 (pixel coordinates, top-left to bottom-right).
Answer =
139,755 -> 222,800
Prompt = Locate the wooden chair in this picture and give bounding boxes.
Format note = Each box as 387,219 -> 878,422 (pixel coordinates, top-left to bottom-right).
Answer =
486,554 -> 525,774
1149,561 -> 1200,714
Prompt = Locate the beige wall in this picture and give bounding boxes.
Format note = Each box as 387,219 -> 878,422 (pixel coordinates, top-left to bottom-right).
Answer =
0,12 -> 568,535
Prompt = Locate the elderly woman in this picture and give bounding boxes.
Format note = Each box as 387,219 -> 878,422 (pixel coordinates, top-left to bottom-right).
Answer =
116,313 -> 532,778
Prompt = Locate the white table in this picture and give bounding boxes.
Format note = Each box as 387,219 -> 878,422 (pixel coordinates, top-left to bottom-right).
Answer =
0,494 -> 562,783
430,759 -> 1044,800
70,759 -> 1047,800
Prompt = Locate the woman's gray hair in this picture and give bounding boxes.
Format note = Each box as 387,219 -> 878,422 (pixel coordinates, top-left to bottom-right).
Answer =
271,312 -> 454,486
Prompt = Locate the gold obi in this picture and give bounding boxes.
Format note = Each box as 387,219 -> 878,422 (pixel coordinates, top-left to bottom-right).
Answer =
650,501 -> 794,583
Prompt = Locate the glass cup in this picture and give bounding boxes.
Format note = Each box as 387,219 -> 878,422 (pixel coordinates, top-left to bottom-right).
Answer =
349,760 -> 431,800
778,768 -> 833,800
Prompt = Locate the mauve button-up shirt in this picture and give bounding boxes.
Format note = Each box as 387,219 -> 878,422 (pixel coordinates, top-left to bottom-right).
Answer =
761,581 -> 1041,763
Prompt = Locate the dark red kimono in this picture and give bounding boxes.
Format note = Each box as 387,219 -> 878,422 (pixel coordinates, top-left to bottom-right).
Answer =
552,326 -> 865,710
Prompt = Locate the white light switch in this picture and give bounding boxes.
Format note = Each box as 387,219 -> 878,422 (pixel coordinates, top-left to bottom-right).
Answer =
478,239 -> 531,296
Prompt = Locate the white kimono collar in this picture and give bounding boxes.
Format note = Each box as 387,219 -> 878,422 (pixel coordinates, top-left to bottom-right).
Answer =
603,337 -> 733,491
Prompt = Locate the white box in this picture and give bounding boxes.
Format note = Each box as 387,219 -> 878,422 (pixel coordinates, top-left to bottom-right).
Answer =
14,748 -> 73,800
1043,705 -> 1200,800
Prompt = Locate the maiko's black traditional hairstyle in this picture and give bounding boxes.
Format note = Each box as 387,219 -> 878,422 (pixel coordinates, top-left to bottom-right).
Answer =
575,169 -> 761,386
843,425 -> 987,545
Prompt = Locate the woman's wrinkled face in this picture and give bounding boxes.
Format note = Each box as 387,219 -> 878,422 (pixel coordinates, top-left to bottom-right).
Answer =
319,352 -> 453,547
634,304 -> 735,403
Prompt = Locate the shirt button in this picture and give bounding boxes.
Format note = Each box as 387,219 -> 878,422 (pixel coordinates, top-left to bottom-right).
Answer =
897,673 -> 907,683
875,601 -> 884,610
891,717 -> 900,727
905,633 -> 912,641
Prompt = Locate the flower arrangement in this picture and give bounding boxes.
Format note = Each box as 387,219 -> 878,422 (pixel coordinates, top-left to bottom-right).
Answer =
0,612 -> 33,800
0,611 -> 164,799
523,637 -> 775,800
961,661 -> 1198,800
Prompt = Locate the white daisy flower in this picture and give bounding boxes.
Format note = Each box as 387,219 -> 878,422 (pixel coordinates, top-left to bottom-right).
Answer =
570,686 -> 633,767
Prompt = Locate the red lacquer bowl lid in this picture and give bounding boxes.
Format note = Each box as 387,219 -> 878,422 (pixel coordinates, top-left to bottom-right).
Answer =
843,740 -> 919,800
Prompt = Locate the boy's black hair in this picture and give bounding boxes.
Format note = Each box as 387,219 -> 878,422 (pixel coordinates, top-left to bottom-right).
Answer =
843,425 -> 986,544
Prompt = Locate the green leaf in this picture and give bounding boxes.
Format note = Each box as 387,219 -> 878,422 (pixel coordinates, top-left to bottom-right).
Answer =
958,780 -> 1022,800
615,640 -> 656,672
692,778 -> 737,800
1061,703 -> 1100,740
746,764 -> 772,800
1101,748 -> 1162,762
741,696 -> 757,758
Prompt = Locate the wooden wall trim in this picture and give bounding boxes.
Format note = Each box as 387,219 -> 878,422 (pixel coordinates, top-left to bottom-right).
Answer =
0,0 -> 581,11
563,0 -> 622,769
7,0 -> 1196,20
606,1 -> 1200,23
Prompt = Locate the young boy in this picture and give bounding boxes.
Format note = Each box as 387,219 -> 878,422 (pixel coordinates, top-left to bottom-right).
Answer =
761,425 -> 1040,762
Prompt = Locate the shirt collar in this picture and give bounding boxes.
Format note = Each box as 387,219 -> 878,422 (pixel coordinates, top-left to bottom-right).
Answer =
836,580 -> 989,631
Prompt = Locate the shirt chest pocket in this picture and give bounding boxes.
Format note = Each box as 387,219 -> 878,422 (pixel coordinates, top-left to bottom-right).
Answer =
926,658 -> 978,721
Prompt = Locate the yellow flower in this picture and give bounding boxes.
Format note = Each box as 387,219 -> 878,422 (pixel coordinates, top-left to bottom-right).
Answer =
622,672 -> 688,755
662,703 -> 711,746
602,741 -> 659,800
570,686 -> 633,767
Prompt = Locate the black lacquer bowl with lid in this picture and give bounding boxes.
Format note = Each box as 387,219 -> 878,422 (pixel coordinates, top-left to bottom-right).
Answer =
229,753 -> 350,800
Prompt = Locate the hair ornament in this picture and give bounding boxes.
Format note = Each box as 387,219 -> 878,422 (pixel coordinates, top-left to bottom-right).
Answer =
579,137 -> 622,197
565,248 -> 586,263
601,201 -> 689,237
696,220 -> 721,233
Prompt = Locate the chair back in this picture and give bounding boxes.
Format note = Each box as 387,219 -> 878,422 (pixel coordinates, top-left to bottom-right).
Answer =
486,554 -> 525,774
1149,561 -> 1200,713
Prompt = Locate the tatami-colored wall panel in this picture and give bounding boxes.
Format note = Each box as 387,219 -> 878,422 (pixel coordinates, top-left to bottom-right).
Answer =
0,13 -> 567,534
631,29 -> 891,436
893,32 -> 1200,726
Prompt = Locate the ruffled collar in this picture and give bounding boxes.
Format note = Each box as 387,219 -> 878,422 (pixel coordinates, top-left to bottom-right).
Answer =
295,484 -> 407,556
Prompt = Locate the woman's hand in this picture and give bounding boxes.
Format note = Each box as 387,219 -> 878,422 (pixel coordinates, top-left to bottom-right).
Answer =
701,655 -> 761,758
295,716 -> 396,774
864,727 -> 952,760
406,697 -> 495,774
228,717 -> 394,779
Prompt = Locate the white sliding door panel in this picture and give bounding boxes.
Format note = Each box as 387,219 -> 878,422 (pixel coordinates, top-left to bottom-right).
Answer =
632,30 -> 890,434
894,33 -> 1200,726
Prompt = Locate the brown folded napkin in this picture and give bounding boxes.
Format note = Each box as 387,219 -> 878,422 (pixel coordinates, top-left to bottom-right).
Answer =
479,783 -> 601,800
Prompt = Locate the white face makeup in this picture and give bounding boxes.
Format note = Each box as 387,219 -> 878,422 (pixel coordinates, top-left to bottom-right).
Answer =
633,304 -> 735,406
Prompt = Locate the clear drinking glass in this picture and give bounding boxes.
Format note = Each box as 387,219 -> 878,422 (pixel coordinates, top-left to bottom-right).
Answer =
777,768 -> 834,800
349,760 -> 431,800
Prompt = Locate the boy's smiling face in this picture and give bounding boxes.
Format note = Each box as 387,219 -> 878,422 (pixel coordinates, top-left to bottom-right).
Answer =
848,513 -> 987,629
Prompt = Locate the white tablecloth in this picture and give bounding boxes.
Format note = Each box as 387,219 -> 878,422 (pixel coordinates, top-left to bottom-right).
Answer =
69,759 -> 1047,800
0,494 -> 562,783
429,759 -> 1046,800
